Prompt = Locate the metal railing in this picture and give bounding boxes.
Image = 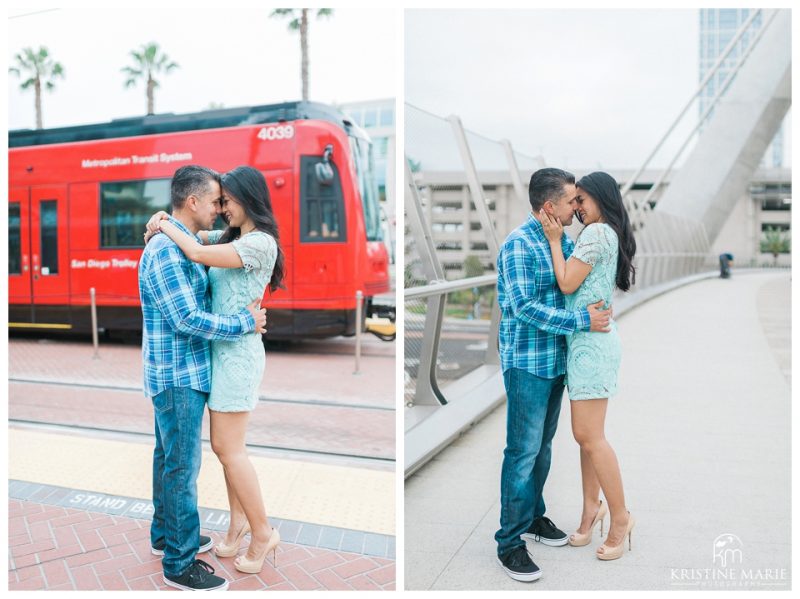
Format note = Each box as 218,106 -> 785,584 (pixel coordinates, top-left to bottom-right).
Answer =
405,108 -> 539,475
404,274 -> 496,408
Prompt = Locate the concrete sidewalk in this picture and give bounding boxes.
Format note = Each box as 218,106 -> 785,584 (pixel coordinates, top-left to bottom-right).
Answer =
405,271 -> 791,590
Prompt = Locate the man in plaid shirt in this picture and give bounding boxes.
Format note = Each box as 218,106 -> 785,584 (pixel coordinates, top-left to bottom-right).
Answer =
138,165 -> 267,591
495,168 -> 611,582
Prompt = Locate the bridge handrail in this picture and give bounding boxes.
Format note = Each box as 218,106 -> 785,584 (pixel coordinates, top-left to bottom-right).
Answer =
404,275 -> 497,300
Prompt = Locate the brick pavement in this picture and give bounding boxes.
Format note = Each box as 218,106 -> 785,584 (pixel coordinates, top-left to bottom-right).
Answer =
8,333 -> 398,590
8,499 -> 395,591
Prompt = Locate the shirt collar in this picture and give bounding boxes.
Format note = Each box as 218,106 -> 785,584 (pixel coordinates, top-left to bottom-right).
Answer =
168,216 -> 202,242
526,212 -> 546,238
526,211 -> 569,244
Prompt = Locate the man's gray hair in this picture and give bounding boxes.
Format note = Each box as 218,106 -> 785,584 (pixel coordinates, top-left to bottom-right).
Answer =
528,168 -> 575,211
170,165 -> 221,209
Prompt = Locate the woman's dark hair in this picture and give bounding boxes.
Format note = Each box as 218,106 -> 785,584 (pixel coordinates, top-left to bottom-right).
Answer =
576,171 -> 637,292
218,166 -> 285,292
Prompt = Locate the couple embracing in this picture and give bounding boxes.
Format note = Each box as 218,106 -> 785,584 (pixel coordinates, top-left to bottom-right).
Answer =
138,165 -> 284,590
496,168 -> 637,581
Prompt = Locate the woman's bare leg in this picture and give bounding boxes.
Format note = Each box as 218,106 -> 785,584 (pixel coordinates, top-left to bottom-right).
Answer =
210,410 -> 273,560
575,447 -> 603,534
222,468 -> 248,545
209,413 -> 249,545
570,399 -> 629,547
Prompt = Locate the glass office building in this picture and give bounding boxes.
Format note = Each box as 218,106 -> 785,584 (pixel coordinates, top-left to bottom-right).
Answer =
340,98 -> 396,262
699,8 -> 784,167
340,99 -> 395,204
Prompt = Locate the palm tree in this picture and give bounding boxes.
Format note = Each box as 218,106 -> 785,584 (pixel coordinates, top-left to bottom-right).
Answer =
760,226 -> 790,265
407,157 -> 423,173
270,8 -> 333,101
121,43 -> 179,115
9,46 -> 65,130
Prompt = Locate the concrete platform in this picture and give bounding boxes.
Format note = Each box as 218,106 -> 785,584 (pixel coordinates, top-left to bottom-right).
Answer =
405,270 -> 791,590
9,428 -> 394,536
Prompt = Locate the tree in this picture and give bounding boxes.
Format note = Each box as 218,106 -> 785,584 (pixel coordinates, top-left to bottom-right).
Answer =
270,8 -> 333,101
121,43 -> 179,115
463,255 -> 485,279
463,254 -> 487,315
9,46 -> 65,130
760,226 -> 790,265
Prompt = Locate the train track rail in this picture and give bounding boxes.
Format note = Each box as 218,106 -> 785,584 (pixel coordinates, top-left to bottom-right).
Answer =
8,417 -> 395,467
9,378 -> 396,466
8,377 -> 395,412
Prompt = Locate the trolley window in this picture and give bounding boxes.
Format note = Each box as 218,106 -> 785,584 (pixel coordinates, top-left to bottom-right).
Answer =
9,203 -> 21,275
349,136 -> 383,242
100,179 -> 170,248
300,155 -> 346,242
40,200 -> 59,275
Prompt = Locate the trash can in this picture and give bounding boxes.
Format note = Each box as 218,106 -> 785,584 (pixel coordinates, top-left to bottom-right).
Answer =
719,253 -> 734,278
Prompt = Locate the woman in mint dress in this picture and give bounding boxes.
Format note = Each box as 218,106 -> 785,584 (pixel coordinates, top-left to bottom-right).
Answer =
537,171 -> 637,561
146,166 -> 284,574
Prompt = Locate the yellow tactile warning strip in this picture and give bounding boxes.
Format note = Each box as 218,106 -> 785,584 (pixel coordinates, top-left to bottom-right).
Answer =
9,428 -> 395,536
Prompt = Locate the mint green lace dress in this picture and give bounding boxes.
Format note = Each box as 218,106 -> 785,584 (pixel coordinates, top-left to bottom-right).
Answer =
206,230 -> 278,412
564,223 -> 621,400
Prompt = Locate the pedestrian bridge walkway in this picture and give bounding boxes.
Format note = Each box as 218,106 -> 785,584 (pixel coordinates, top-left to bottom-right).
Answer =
405,270 -> 790,590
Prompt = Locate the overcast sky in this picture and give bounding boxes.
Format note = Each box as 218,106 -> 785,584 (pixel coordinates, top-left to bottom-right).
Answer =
405,8 -> 791,170
8,5 -> 396,130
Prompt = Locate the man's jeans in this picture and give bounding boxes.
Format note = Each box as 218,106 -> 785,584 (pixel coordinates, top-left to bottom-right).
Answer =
495,369 -> 565,557
150,387 -> 207,577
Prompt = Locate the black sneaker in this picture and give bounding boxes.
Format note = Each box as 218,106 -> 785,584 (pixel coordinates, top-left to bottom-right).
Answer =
521,516 -> 569,547
164,559 -> 229,591
496,546 -> 542,582
152,535 -> 214,556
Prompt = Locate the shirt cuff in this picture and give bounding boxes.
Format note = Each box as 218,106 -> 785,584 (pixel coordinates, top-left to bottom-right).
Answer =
238,310 -> 255,332
576,308 -> 591,332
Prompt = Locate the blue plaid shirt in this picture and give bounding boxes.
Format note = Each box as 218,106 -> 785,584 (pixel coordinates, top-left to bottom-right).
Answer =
138,218 -> 255,398
497,214 -> 591,378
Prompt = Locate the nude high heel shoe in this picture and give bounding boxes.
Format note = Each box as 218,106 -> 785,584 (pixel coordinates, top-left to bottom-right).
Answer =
234,527 -> 280,573
568,500 -> 608,547
215,524 -> 251,558
596,512 -> 635,560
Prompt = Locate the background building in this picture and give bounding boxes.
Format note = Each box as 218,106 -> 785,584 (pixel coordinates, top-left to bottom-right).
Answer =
697,8 -> 790,266
340,99 -> 396,262
699,8 -> 785,168
408,166 -> 791,280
